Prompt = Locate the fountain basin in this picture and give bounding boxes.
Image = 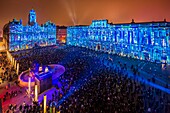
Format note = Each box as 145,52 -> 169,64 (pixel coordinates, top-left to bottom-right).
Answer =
18,64 -> 65,87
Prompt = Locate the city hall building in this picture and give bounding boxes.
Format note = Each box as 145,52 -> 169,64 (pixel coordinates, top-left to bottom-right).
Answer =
67,19 -> 170,64
3,9 -> 56,51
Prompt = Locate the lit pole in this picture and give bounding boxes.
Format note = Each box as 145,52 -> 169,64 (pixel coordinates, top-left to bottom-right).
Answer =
17,63 -> 19,75
44,95 -> 47,113
10,56 -> 12,64
34,85 -> 38,102
14,60 -> 17,69
28,77 -> 31,96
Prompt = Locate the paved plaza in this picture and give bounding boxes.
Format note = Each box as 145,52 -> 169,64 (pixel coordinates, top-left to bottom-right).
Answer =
0,47 -> 170,112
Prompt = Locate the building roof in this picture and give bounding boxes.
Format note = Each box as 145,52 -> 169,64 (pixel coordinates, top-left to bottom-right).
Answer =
56,26 -> 67,29
68,19 -> 170,28
109,19 -> 170,27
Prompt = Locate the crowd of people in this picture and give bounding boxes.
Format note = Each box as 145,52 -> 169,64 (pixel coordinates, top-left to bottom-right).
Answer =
53,46 -> 169,113
2,88 -> 23,102
6,101 -> 42,113
0,52 -> 17,84
2,45 -> 170,113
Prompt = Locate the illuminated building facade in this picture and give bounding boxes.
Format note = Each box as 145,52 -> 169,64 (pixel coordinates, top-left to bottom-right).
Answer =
56,26 -> 67,44
67,19 -> 170,64
3,9 -> 56,51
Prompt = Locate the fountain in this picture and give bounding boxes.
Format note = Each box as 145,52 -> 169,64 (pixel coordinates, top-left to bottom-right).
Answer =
18,63 -> 65,93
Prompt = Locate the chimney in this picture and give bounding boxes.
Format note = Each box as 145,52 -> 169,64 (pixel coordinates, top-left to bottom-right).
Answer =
164,18 -> 166,22
131,19 -> 135,23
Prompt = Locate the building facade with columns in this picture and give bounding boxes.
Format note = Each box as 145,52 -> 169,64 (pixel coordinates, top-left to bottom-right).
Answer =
3,9 -> 56,51
67,19 -> 170,64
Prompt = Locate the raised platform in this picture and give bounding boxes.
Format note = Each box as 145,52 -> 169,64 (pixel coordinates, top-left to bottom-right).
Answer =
18,64 -> 65,87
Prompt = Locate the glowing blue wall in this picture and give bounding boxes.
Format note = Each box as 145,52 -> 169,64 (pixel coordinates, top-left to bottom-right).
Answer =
8,10 -> 56,51
67,19 -> 170,64
29,9 -> 36,24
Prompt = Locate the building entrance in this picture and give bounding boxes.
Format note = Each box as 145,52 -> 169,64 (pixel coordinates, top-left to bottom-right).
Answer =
96,43 -> 101,51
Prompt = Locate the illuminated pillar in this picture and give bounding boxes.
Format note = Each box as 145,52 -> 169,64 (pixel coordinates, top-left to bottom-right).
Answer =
28,77 -> 31,95
34,85 -> 38,102
17,63 -> 19,75
44,95 -> 47,113
14,60 -> 17,69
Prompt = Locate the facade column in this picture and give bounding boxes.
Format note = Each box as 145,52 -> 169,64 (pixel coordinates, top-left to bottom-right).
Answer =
148,29 -> 151,45
131,31 -> 134,44
115,30 -> 117,43
28,77 -> 31,95
17,63 -> 19,75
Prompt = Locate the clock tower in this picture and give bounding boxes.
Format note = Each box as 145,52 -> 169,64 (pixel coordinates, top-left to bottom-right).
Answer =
28,9 -> 36,25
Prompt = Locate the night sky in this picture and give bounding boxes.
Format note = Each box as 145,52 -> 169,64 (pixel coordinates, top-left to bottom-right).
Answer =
0,0 -> 170,31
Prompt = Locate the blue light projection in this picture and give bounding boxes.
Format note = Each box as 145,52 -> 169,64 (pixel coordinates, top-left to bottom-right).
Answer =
28,9 -> 36,25
127,71 -> 170,94
56,56 -> 170,108
57,60 -> 98,107
67,19 -> 170,64
8,9 -> 56,51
